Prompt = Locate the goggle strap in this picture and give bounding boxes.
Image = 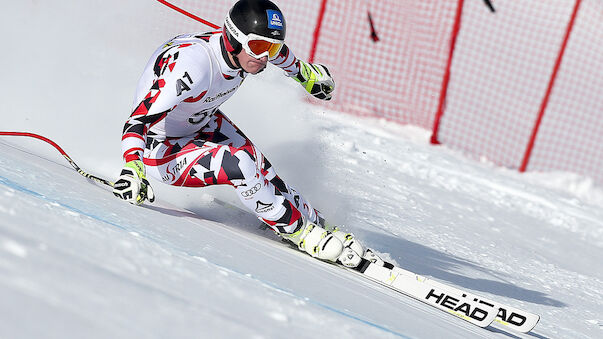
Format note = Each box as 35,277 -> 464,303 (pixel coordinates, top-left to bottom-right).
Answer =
222,29 -> 236,53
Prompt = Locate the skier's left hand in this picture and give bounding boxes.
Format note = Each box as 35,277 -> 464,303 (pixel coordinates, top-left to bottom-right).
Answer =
113,160 -> 155,205
294,60 -> 335,100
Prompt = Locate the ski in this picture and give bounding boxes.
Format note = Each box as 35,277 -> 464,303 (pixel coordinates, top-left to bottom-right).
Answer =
389,264 -> 540,333
353,258 -> 540,333
354,258 -> 497,328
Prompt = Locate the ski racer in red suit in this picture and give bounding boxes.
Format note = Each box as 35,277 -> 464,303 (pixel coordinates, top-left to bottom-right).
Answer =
113,0 -> 381,268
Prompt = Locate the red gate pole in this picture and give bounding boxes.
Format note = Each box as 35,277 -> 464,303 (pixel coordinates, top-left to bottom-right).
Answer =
519,0 -> 582,172
430,0 -> 465,145
156,0 -> 220,29
309,0 -> 329,63
0,132 -> 114,187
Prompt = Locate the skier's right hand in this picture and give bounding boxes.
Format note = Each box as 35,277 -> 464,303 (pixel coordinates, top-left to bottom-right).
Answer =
113,160 -> 155,205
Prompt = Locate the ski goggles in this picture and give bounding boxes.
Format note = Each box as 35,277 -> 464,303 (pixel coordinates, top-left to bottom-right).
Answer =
225,15 -> 284,60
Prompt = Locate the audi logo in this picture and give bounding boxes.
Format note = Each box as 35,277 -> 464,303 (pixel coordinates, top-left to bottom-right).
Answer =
241,183 -> 262,198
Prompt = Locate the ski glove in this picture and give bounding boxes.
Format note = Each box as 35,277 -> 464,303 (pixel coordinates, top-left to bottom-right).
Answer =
113,160 -> 155,205
294,60 -> 335,101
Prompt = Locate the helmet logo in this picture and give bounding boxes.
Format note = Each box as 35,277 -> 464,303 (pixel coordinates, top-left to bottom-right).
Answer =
225,16 -> 240,38
266,10 -> 283,30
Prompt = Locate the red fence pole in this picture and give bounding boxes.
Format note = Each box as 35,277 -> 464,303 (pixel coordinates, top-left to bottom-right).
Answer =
519,0 -> 582,172
309,0 -> 328,63
156,0 -> 220,29
430,0 -> 465,145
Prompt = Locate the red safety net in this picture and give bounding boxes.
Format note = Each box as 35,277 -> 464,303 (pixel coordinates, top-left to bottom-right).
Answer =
162,0 -> 603,186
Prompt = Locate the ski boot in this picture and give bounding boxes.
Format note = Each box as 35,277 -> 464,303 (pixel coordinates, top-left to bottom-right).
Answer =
280,218 -> 386,269
281,218 -> 343,262
329,226 -> 386,268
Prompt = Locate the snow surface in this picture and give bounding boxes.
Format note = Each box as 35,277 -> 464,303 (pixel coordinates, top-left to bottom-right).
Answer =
1,1 -> 602,338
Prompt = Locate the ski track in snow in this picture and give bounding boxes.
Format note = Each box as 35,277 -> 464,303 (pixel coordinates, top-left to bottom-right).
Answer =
0,175 -> 408,338
0,150 -> 402,339
0,142 -> 494,339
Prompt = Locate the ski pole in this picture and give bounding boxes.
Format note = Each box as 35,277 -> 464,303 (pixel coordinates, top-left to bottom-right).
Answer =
0,131 -> 114,188
156,0 -> 220,29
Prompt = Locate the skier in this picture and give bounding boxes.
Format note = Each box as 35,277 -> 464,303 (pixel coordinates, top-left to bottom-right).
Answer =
112,0 -> 378,268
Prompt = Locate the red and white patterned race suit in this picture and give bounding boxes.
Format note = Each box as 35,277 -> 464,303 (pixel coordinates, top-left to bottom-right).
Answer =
121,32 -> 317,233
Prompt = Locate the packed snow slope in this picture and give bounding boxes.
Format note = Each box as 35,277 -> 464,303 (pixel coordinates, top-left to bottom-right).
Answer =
2,1 -> 603,338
